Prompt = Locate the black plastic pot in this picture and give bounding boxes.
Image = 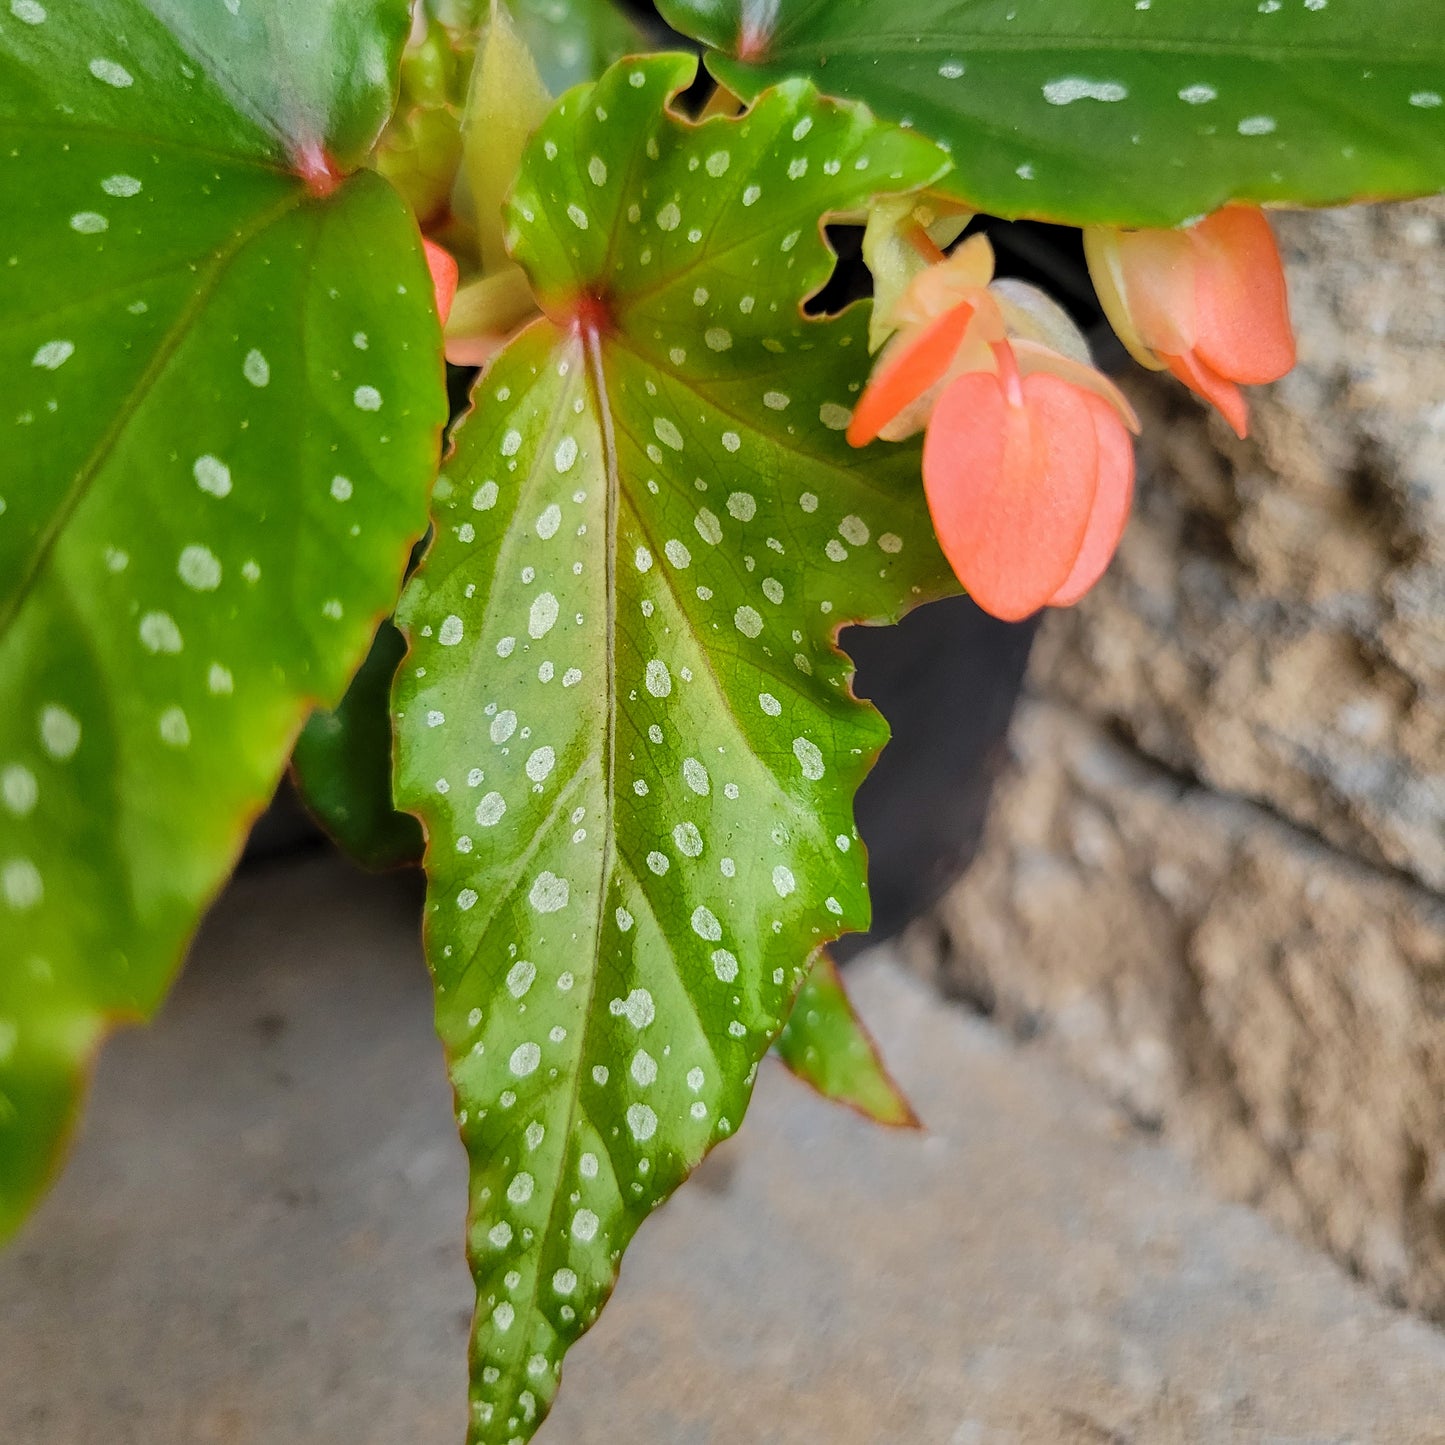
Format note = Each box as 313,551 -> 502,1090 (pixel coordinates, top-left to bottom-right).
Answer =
838,603 -> 1037,957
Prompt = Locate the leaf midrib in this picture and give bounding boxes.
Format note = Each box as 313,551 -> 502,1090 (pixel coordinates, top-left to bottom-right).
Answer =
0,117 -> 289,174
753,31 -> 1439,67
496,326 -> 622,1405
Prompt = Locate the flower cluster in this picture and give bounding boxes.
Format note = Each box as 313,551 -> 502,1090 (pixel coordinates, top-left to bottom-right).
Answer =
850,205 -> 1296,620
410,0 -> 1299,629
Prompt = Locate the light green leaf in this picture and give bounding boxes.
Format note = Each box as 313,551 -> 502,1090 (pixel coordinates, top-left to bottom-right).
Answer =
658,0 -> 1445,227
394,54 -> 954,1442
776,950 -> 918,1128
0,0 -> 446,1238
429,0 -> 641,95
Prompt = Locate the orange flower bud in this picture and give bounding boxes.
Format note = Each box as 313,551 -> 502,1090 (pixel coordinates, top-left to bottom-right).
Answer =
1084,205 -> 1295,438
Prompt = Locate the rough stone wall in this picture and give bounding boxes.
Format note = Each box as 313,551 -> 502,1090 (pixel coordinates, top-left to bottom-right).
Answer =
925,197 -> 1445,1317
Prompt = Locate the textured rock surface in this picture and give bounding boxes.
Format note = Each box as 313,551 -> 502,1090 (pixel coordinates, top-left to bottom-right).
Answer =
931,702 -> 1445,1319
1037,196 -> 1445,892
928,198 -> 1445,1323
7,853 -> 1445,1443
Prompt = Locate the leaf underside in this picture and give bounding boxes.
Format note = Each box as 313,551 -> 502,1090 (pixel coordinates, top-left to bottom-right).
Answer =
393,53 -> 956,1443
293,620 -> 425,871
0,0 -> 445,1238
658,0 -> 1445,228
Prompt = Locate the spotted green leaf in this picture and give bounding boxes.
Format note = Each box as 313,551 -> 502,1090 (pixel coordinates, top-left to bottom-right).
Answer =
776,950 -> 917,1127
658,0 -> 1445,228
393,54 -> 953,1442
293,621 -> 424,871
0,0 -> 446,1239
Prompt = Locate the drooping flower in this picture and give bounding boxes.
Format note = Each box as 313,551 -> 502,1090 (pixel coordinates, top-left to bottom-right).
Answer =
1083,205 -> 1295,438
849,234 -> 1139,622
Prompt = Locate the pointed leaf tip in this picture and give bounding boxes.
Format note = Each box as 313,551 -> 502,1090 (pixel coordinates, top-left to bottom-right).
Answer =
776,953 -> 919,1129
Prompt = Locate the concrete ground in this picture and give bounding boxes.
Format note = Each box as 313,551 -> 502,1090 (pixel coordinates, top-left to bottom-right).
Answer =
3,853 -> 1445,1445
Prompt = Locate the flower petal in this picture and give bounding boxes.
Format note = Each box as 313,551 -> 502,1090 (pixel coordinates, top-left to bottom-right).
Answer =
1163,348 -> 1251,438
891,232 -> 997,328
847,300 -> 976,446
1011,339 -> 1141,433
922,370 -> 1099,621
990,278 -> 1093,367
423,239 -> 459,326
1190,206 -> 1296,385
1110,226 -> 1198,359
862,194 -> 973,351
1048,394 -> 1136,607
1085,227 -> 1170,370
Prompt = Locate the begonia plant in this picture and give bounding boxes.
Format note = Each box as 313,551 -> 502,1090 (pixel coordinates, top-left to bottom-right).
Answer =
3,1 -> 1443,1439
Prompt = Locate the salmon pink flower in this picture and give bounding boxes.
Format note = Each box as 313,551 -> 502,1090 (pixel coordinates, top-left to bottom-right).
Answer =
1084,205 -> 1295,438
848,236 -> 1139,622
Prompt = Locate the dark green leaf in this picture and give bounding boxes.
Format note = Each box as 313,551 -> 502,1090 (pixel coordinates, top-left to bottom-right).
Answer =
776,950 -> 917,1128
658,0 -> 1445,227
293,621 -> 424,871
393,54 -> 954,1442
0,0 -> 446,1238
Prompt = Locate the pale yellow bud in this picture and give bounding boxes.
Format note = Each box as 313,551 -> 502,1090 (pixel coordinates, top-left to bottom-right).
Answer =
459,0 -> 553,275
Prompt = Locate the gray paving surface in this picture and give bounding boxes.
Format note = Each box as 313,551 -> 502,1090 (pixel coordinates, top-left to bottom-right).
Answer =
3,853 -> 1445,1444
